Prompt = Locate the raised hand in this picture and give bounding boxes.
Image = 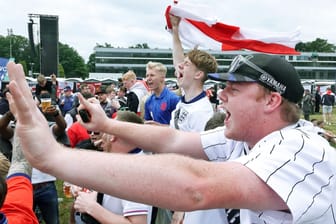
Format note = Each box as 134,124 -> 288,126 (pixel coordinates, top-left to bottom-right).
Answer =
6,62 -> 58,169
76,94 -> 110,132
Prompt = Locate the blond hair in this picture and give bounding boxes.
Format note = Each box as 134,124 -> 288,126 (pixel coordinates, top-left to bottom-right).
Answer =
146,61 -> 167,77
37,74 -> 46,85
122,70 -> 137,81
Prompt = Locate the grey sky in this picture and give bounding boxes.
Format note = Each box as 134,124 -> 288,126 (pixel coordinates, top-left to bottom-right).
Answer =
1,0 -> 335,61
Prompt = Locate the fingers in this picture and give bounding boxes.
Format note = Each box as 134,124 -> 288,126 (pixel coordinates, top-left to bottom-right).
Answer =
7,62 -> 32,100
7,63 -> 42,124
77,93 -> 88,109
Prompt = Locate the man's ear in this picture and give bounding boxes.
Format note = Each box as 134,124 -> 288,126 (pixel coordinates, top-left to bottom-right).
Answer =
194,70 -> 204,80
264,92 -> 282,113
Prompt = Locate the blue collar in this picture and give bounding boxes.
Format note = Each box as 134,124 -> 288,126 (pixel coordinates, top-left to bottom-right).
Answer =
154,87 -> 169,99
129,147 -> 142,154
181,91 -> 206,104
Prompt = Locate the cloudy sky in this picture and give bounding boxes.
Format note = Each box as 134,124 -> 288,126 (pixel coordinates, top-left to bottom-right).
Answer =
1,0 -> 335,61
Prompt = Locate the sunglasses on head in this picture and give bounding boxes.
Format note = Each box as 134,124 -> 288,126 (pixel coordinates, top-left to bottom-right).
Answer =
228,55 -> 286,94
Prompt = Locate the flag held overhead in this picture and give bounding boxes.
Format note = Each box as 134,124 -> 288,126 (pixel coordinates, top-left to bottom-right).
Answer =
165,1 -> 301,55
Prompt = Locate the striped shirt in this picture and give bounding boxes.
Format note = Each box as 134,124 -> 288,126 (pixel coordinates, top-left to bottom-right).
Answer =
201,120 -> 336,224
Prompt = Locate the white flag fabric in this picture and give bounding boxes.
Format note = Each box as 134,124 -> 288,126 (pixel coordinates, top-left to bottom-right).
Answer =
165,1 -> 301,55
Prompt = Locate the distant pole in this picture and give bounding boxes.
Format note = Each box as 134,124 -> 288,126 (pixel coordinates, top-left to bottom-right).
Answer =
7,28 -> 13,58
29,62 -> 35,77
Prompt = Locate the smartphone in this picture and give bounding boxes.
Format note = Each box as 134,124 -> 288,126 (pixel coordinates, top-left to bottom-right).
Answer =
78,109 -> 91,123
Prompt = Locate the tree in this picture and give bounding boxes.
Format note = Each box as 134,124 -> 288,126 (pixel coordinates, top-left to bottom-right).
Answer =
0,34 -> 88,78
58,64 -> 65,77
0,34 -> 33,73
129,43 -> 150,49
87,53 -> 96,73
59,43 -> 88,78
296,38 -> 336,52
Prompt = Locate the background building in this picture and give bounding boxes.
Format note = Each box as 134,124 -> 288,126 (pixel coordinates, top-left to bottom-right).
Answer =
94,47 -> 336,81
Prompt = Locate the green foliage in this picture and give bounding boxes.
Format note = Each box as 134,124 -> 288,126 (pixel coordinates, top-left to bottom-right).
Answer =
0,34 -> 88,78
296,38 -> 336,52
0,34 -> 33,75
95,43 -> 113,48
59,43 -> 88,78
87,53 -> 96,74
56,179 -> 73,223
58,64 -> 65,78
129,43 -> 150,49
0,35 -> 30,60
18,60 -> 28,75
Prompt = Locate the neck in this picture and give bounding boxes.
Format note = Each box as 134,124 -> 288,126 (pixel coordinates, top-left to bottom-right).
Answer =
247,118 -> 294,149
183,87 -> 204,102
153,85 -> 165,97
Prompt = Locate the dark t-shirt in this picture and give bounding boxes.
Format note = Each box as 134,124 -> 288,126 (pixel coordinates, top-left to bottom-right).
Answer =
35,81 -> 53,96
126,92 -> 139,113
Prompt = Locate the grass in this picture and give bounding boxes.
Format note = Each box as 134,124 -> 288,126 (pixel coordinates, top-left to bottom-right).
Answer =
55,110 -> 336,223
307,111 -> 336,147
56,180 -> 73,224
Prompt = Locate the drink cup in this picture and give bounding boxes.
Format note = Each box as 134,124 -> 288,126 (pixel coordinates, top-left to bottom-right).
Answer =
63,182 -> 72,198
41,98 -> 51,112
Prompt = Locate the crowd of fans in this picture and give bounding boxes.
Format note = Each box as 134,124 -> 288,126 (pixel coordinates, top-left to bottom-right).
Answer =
0,13 -> 335,224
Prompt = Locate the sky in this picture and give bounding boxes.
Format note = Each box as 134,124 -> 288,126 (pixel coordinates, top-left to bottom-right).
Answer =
1,0 -> 336,62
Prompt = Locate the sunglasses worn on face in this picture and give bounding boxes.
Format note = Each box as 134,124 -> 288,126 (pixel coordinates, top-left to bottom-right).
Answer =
87,131 -> 100,135
228,55 -> 286,94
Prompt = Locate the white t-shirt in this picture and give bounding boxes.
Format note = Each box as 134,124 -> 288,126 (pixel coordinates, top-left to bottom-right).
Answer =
170,92 -> 230,224
200,120 -> 336,224
102,195 -> 152,224
183,208 -> 228,224
170,93 -> 213,132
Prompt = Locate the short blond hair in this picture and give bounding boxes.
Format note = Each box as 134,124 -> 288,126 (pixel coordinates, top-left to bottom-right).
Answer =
122,70 -> 137,81
37,74 -> 46,84
146,61 -> 167,77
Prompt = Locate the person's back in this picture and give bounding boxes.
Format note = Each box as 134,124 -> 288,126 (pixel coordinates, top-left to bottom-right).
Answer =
123,70 -> 149,115
302,89 -> 312,120
321,87 -> 335,125
314,88 -> 321,113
